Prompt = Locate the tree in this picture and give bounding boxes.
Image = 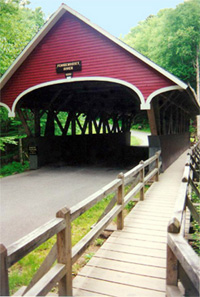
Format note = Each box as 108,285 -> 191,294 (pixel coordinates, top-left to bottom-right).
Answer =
0,0 -> 45,76
0,0 -> 45,164
122,0 -> 200,93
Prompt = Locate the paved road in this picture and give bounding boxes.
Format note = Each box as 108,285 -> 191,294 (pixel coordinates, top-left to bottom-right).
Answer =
0,164 -> 127,247
0,131 -> 150,247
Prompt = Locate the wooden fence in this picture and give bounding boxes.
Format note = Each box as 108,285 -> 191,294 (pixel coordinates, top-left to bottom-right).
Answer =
0,151 -> 161,296
167,142 -> 200,297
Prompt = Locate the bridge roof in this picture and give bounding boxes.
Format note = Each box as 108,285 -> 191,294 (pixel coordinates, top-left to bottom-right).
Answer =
0,4 -> 199,115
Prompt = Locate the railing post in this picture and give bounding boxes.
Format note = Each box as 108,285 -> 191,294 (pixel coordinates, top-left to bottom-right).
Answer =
56,207 -> 72,296
155,152 -> 160,181
117,173 -> 124,230
139,161 -> 144,201
166,244 -> 178,287
0,244 -> 9,296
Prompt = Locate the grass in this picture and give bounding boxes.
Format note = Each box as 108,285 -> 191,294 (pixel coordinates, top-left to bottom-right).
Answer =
9,192 -> 115,294
131,136 -> 142,146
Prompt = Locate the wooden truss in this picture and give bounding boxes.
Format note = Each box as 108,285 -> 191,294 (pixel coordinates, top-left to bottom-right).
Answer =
17,107 -> 133,137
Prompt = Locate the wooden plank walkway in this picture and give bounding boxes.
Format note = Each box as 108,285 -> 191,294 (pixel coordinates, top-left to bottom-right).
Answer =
73,151 -> 188,297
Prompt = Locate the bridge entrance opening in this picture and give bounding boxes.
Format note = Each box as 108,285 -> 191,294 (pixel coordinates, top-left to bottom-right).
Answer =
15,79 -> 148,169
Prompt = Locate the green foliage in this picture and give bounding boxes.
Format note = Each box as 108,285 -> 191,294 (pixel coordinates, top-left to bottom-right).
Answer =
9,193 -> 114,294
0,136 -> 18,151
125,200 -> 135,212
0,104 -> 27,165
189,119 -> 197,135
122,0 -> 200,89
71,193 -> 115,246
0,161 -> 29,177
131,136 -> 142,146
0,0 -> 45,76
191,220 -> 200,254
131,114 -> 150,132
95,238 -> 105,246
84,252 -> 95,263
190,184 -> 200,255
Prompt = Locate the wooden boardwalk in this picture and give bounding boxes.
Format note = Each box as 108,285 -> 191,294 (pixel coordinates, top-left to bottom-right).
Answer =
73,151 -> 188,297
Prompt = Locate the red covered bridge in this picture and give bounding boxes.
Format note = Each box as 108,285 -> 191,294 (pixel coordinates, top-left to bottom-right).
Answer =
0,4 -> 199,170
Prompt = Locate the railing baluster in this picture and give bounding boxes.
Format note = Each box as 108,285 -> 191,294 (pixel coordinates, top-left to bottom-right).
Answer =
56,207 -> 72,296
0,244 -> 9,296
166,244 -> 178,287
155,151 -> 160,181
117,173 -> 124,230
139,161 -> 144,201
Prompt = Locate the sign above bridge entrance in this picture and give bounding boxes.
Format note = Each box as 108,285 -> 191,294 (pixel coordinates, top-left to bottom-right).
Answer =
56,61 -> 82,73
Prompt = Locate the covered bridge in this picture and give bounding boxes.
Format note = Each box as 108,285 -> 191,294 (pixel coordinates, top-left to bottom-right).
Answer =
0,4 -> 199,170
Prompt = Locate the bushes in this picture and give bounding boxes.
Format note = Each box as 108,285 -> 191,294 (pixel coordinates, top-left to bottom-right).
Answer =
0,161 -> 29,177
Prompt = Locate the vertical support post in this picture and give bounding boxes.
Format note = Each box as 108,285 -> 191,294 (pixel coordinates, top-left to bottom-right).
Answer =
34,109 -> 41,137
45,110 -> 55,136
16,107 -> 32,137
166,244 -> 178,287
19,137 -> 23,164
147,108 -> 158,136
56,208 -> 72,296
89,119 -> 93,135
71,112 -> 76,136
139,161 -> 145,201
0,244 -> 9,296
155,152 -> 160,182
117,173 -> 124,230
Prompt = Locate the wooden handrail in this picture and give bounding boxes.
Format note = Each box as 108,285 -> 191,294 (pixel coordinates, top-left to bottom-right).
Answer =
168,233 -> 200,293
7,218 -> 65,267
0,150 -> 162,296
167,142 -> 200,297
72,204 -> 123,264
70,178 -> 122,221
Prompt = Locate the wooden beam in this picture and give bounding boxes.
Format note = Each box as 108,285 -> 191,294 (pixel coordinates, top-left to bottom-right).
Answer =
23,264 -> 66,296
179,263 -> 199,296
7,218 -> 65,267
56,208 -> 72,296
63,112 -> 72,135
166,245 -> 178,287
168,233 -> 200,293
45,110 -> 55,136
76,115 -> 84,134
46,89 -> 62,110
0,244 -> 9,296
34,109 -> 41,137
17,107 -> 32,137
147,108 -> 158,136
54,113 -> 64,134
186,196 -> 200,224
117,173 -> 124,230
23,244 -> 57,295
71,112 -> 76,136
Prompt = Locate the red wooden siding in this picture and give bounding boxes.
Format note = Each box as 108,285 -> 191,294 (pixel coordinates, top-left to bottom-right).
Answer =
1,11 -> 174,109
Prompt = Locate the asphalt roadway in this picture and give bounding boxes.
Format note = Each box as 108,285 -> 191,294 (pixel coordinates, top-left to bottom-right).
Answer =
0,131 -> 149,247
0,164 -> 127,247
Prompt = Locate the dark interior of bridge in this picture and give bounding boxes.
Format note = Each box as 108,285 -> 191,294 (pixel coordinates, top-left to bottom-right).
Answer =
16,80 -> 148,169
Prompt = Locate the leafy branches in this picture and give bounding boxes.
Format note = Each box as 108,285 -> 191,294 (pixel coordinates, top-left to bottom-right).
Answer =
122,0 -> 200,90
0,0 -> 45,76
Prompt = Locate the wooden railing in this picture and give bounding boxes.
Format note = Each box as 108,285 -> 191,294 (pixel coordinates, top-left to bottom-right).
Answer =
0,151 -> 161,296
166,142 -> 200,297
